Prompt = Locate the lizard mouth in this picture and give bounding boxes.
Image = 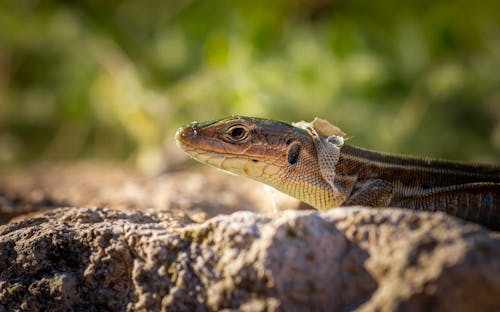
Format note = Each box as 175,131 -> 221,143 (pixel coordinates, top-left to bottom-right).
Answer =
175,122 -> 251,174
175,120 -> 275,176
175,119 -> 224,150
175,122 -> 229,162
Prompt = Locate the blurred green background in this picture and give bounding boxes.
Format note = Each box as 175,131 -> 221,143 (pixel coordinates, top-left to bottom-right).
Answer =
1,0 -> 499,172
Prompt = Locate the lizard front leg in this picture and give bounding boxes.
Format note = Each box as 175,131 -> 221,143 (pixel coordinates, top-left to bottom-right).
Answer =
342,179 -> 393,207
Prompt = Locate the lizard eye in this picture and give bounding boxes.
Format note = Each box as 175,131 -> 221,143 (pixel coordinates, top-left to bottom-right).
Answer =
225,125 -> 248,142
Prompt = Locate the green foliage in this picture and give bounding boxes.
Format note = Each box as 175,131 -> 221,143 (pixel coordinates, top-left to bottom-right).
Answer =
1,0 -> 499,169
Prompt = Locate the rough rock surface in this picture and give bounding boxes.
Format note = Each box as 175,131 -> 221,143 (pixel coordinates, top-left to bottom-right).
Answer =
0,164 -> 499,311
0,163 -> 304,224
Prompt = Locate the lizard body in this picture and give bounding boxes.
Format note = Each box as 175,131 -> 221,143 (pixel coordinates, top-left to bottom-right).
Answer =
175,116 -> 500,230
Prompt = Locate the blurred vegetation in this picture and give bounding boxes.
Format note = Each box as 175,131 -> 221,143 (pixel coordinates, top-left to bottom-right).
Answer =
1,0 -> 499,171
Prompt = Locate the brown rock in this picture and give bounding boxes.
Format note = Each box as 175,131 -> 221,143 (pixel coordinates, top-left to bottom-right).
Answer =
0,163 -> 288,224
0,206 -> 498,311
0,163 -> 498,311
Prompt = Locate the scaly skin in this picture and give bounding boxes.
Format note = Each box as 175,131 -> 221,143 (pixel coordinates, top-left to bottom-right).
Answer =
175,116 -> 500,230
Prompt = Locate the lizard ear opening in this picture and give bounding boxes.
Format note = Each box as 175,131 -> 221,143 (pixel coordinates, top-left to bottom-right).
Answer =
287,142 -> 301,165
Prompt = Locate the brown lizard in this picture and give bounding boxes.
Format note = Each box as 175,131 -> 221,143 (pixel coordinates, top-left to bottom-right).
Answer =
175,116 -> 500,230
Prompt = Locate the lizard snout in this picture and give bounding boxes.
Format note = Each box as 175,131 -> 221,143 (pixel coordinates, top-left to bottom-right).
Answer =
175,122 -> 200,151
176,122 -> 199,139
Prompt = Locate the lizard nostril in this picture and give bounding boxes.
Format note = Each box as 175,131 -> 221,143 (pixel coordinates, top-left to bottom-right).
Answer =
176,122 -> 199,141
192,122 -> 200,135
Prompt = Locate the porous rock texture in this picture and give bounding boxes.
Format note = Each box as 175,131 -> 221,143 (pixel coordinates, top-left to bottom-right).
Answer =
0,163 -> 499,311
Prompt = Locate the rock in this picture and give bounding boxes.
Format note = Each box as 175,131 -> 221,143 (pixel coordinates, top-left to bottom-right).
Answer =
0,163 -> 295,224
0,206 -> 499,311
0,163 -> 499,311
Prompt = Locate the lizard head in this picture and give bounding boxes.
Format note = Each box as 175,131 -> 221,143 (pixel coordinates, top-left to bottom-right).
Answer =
175,116 -> 340,209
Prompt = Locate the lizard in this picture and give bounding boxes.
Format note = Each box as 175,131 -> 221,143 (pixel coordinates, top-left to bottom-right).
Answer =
175,116 -> 500,230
